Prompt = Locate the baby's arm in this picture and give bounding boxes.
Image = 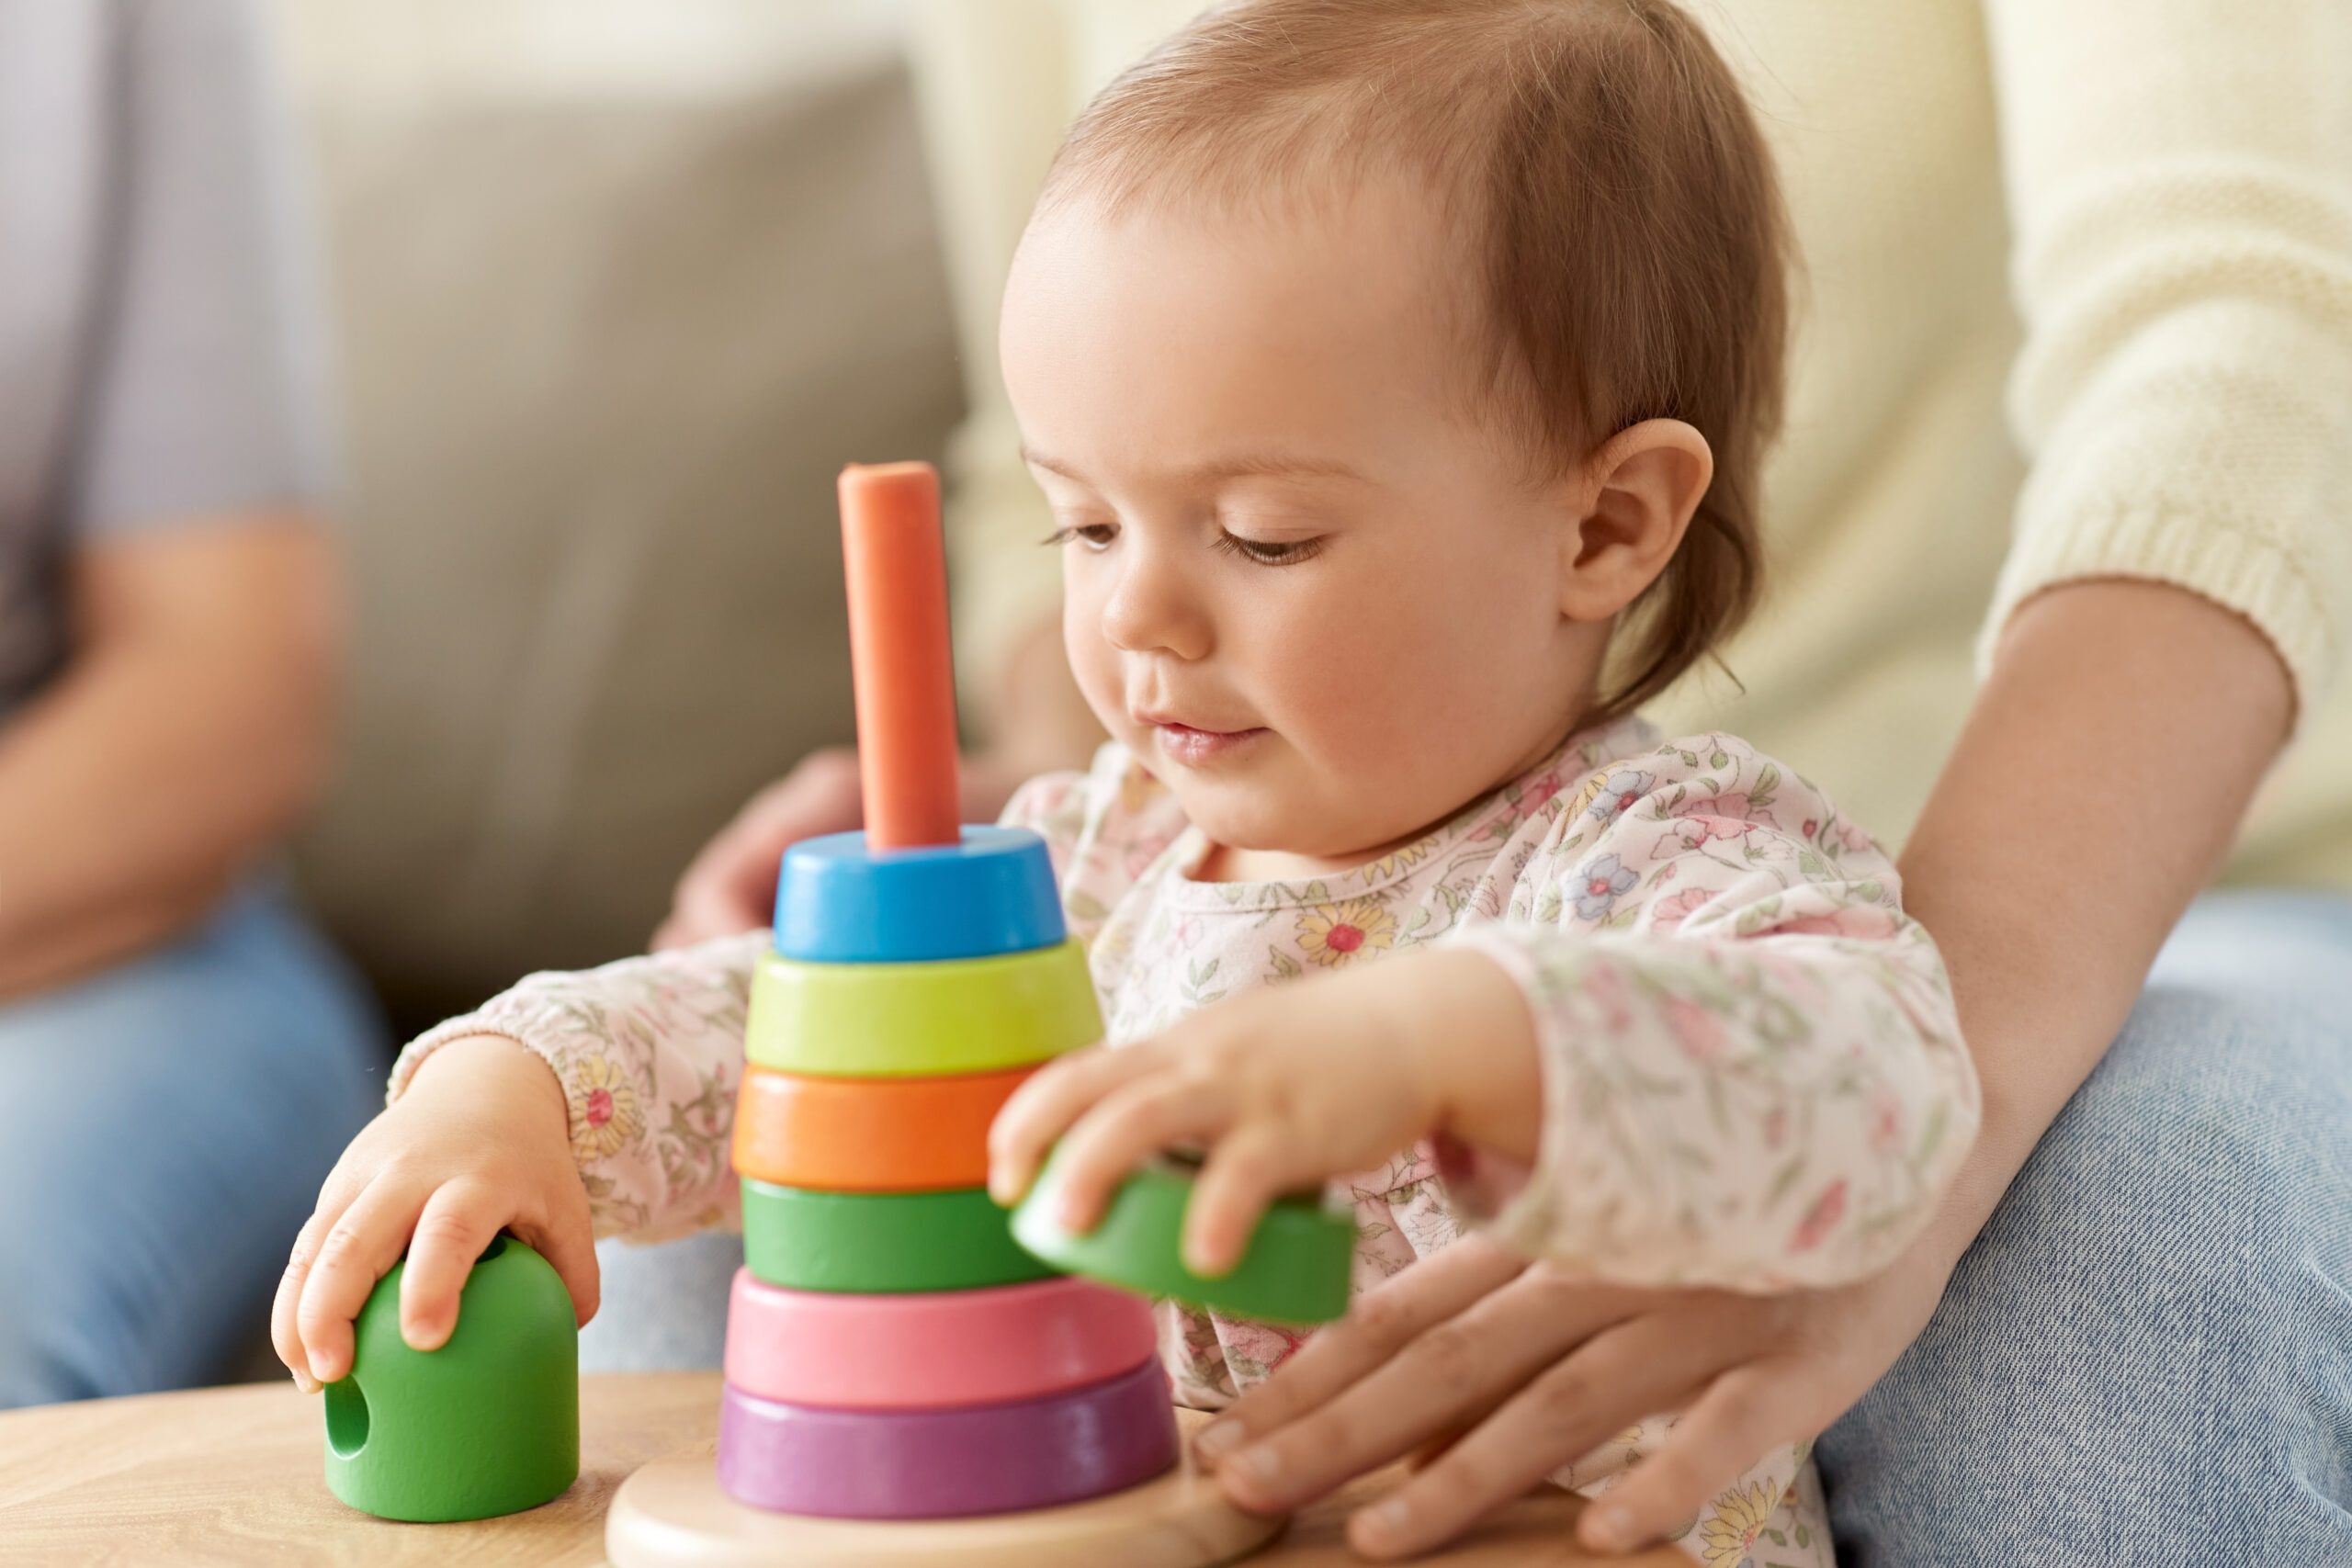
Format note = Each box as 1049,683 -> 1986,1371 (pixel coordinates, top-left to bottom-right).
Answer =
273,930 -> 764,1392
391,930 -> 768,1240
1438,734 -> 1979,1289
994,735 -> 1975,1295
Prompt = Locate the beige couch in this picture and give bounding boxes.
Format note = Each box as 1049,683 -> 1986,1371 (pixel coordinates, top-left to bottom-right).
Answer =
283,13 -> 964,1034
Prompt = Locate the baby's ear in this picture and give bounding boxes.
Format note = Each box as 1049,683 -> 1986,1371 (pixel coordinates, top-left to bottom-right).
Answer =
1557,419 -> 1714,621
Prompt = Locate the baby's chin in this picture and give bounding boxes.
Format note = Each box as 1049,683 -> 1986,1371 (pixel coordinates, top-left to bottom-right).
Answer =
1123,728 -> 1403,864
1158,778 -> 1391,870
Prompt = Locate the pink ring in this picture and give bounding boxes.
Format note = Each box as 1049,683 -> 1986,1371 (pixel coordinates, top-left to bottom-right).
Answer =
722,1268 -> 1159,1410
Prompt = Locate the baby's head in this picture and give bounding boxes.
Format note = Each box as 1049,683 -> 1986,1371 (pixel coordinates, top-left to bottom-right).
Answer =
1001,0 -> 1788,866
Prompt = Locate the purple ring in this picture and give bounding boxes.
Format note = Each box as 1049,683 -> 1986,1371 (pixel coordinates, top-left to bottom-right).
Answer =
717,1359 -> 1178,1519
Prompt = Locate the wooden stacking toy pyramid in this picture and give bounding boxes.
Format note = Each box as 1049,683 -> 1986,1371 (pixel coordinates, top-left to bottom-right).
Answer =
605,463 -> 1284,1568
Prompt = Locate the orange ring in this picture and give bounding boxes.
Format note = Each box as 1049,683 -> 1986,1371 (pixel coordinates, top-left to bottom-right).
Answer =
731,1062 -> 1037,1192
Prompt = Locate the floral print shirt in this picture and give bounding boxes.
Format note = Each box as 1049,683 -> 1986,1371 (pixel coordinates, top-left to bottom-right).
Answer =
390,713 -> 1973,1566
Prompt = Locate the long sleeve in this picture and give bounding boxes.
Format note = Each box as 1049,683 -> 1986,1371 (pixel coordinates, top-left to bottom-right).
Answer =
1440,735 -> 1979,1290
1976,0 -> 2352,719
387,931 -> 765,1243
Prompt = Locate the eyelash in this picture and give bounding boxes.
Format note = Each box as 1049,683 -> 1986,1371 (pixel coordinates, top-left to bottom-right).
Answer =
1040,524 -> 1324,568
1040,524 -> 1117,551
1210,531 -> 1323,567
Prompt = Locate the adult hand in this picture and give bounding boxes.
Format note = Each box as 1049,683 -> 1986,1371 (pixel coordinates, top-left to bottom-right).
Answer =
1193,1230 -> 1953,1561
650,746 -> 1031,949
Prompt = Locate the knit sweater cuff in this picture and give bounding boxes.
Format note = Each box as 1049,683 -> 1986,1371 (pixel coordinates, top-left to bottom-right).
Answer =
1974,503 -> 2332,735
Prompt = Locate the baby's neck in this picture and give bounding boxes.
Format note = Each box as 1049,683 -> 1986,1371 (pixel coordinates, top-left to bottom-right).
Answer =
1192,836 -> 1408,886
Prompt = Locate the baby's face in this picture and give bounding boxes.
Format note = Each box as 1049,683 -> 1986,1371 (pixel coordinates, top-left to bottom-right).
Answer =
1000,177 -> 1604,868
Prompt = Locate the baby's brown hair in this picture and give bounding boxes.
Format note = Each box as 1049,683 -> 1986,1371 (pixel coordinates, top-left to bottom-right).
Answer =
1042,0 -> 1790,718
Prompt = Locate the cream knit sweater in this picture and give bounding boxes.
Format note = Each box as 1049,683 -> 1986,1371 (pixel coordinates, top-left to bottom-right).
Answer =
910,0 -> 2352,889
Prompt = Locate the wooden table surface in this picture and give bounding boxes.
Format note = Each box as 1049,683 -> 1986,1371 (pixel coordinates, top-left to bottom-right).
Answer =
0,1372 -> 1683,1566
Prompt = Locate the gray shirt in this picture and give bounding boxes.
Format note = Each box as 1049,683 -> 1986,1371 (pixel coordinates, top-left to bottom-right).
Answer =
0,0 -> 325,719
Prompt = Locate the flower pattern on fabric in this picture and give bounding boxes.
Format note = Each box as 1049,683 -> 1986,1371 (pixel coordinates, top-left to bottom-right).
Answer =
1700,1478 -> 1788,1565
1571,852 -> 1641,919
1585,767 -> 1657,821
568,1055 -> 645,1161
1296,897 -> 1398,967
384,713 -> 1968,1566
390,931 -> 763,1244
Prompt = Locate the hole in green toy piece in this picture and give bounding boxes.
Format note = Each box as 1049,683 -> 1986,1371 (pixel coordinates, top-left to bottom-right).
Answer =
325,1376 -> 369,1458
476,1235 -> 508,1264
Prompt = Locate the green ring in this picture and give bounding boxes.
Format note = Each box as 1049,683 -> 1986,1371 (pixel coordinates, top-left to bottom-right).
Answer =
744,942 -> 1102,1077
1010,1149 -> 1356,1324
741,1179 -> 1059,1294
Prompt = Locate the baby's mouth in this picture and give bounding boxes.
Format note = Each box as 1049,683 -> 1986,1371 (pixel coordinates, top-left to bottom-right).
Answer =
1144,718 -> 1268,767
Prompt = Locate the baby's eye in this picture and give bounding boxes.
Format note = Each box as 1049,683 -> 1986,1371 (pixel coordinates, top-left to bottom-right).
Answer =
1041,522 -> 1118,552
1212,531 -> 1324,567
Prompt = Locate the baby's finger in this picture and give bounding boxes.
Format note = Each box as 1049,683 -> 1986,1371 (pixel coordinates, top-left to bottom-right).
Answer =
986,1043 -> 1159,1204
398,1182 -> 506,1352
1577,1365 -> 1796,1556
515,1186 -> 604,1328
1181,1125 -> 1299,1277
1194,1235 -> 1528,1468
297,1180 -> 422,1386
276,1156 -> 377,1390
273,1208 -> 340,1393
1046,1075 -> 1234,1234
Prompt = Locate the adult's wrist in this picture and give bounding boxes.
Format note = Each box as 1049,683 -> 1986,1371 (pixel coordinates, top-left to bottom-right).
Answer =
1905,1081 -> 2052,1275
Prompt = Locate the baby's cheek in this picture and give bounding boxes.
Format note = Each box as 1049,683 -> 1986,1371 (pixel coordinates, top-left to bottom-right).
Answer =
1062,608 -> 1118,709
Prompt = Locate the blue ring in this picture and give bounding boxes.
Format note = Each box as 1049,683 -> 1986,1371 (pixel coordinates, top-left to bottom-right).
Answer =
772,826 -> 1066,964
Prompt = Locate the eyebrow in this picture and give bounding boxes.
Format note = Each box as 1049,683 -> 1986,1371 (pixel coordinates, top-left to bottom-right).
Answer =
1019,445 -> 1369,486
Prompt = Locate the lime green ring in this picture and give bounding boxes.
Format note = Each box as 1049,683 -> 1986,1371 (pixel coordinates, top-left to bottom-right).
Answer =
744,941 -> 1102,1078
1010,1149 -> 1356,1325
741,1179 -> 1059,1294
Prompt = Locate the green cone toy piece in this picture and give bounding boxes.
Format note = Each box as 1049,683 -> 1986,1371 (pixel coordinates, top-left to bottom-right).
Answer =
323,1235 -> 580,1521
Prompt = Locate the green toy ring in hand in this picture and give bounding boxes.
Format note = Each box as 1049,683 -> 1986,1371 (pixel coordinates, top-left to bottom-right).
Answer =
1009,1147 -> 1356,1325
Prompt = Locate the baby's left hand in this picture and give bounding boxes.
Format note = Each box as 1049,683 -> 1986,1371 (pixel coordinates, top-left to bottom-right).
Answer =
989,948 -> 1540,1276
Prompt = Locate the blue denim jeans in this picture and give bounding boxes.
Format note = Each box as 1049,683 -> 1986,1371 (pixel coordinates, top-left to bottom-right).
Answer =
1819,888 -> 2352,1565
581,889 -> 2352,1562
0,889 -> 386,1408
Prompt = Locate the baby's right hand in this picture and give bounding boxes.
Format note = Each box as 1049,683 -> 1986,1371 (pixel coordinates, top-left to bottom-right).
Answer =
272,1033 -> 599,1393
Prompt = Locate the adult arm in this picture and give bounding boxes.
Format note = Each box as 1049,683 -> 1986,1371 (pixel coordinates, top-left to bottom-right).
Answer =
0,523 -> 338,996
1901,587 -> 2291,1252
0,0 -> 337,996
1922,0 -> 2352,1252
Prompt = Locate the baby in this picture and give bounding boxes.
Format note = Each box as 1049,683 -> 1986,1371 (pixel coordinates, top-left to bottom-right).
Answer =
277,1 -> 1977,1561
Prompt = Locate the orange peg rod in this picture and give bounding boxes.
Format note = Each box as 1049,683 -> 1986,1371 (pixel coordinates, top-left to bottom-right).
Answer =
838,461 -> 961,850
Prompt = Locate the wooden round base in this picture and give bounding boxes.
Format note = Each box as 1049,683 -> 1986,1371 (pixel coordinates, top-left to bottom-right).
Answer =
605,1451 -> 1283,1568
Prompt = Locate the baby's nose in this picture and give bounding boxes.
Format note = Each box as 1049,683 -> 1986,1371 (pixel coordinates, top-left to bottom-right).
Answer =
1100,558 -> 1213,661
